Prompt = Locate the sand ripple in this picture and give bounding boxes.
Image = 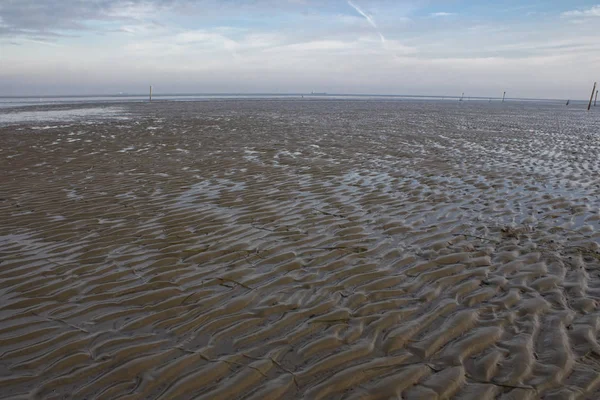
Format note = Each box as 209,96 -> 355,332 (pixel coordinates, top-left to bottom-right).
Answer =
1,100 -> 600,399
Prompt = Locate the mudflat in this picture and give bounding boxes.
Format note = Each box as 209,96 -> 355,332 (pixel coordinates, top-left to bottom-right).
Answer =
1,99 -> 600,399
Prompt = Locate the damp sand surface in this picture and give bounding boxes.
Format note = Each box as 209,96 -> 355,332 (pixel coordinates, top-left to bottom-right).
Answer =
1,100 -> 600,399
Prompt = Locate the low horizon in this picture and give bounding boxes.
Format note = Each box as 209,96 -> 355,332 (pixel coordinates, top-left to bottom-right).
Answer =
0,91 -> 592,102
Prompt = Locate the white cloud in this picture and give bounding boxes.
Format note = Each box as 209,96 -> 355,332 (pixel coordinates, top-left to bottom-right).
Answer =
119,26 -> 136,33
106,1 -> 163,20
117,22 -> 165,35
267,39 -> 355,52
175,31 -> 235,47
430,12 -> 456,17
239,33 -> 283,49
562,5 -> 600,18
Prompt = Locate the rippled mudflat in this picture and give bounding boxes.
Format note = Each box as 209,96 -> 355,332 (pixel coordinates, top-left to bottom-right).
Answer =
1,100 -> 600,399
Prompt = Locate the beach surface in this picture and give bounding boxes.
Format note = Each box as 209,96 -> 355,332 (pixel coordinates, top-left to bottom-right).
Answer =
1,99 -> 600,399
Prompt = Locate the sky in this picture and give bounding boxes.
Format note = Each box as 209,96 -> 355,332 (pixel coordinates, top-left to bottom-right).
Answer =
1,0 -> 600,98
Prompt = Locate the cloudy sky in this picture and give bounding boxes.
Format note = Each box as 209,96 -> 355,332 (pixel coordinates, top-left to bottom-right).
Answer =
1,0 -> 600,98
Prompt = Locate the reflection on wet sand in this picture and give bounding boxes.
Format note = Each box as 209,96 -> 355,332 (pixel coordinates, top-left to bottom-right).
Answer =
1,100 -> 600,399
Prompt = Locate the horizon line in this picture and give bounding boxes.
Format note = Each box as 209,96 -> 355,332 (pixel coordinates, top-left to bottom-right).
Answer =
0,92 -> 586,102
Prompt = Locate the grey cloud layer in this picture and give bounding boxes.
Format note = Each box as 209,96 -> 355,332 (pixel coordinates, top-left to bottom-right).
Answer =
0,0 -> 408,38
0,0 -> 295,36
1,0 -> 116,35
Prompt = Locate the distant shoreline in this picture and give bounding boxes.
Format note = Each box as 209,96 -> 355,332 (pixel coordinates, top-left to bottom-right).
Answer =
0,94 -> 589,110
0,93 -> 586,102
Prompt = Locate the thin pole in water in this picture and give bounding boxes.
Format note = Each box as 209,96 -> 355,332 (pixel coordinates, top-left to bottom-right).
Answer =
502,92 -> 506,102
150,85 -> 153,102
588,82 -> 597,111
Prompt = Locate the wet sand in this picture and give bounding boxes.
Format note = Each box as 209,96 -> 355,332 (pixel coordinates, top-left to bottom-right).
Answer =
1,100 -> 600,399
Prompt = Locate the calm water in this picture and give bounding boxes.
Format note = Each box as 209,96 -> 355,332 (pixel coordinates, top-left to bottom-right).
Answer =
0,93 -> 579,109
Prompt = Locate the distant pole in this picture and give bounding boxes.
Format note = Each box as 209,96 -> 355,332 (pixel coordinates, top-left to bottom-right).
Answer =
459,92 -> 464,101
502,91 -> 506,102
588,82 -> 597,111
149,85 -> 153,102
595,90 -> 598,106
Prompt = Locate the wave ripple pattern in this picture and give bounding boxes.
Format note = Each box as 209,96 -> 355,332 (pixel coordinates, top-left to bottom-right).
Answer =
1,100 -> 600,399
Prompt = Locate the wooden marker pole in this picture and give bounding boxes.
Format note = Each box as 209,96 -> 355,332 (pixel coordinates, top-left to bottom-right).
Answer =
588,82 -> 596,111
502,91 -> 506,102
150,85 -> 153,102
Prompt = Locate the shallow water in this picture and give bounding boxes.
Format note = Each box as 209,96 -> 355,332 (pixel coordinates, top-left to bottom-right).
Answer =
0,106 -> 129,126
1,100 -> 600,399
